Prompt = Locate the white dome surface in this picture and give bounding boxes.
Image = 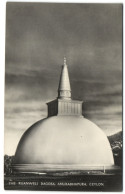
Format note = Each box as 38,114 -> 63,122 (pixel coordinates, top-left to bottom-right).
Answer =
14,116 -> 114,166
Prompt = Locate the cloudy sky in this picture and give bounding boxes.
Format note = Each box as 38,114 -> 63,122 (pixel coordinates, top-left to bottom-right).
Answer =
5,3 -> 122,155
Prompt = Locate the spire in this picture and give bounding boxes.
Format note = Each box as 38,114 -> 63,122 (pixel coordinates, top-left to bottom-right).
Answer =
47,56 -> 83,117
58,57 -> 71,100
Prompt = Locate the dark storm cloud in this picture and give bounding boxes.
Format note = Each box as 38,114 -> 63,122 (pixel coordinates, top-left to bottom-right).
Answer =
5,3 -> 122,154
6,3 -> 122,70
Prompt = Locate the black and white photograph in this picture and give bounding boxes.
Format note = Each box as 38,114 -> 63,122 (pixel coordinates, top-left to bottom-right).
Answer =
4,2 -> 123,191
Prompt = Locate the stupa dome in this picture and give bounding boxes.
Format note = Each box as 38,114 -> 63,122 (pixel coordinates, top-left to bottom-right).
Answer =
14,116 -> 114,166
13,57 -> 114,172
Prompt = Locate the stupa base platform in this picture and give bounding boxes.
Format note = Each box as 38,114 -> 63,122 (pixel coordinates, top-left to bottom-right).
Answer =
12,164 -> 120,174
5,167 -> 122,191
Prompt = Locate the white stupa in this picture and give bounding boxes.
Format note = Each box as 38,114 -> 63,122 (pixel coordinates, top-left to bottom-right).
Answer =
13,57 -> 114,173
